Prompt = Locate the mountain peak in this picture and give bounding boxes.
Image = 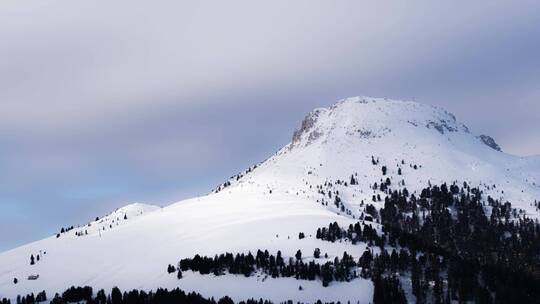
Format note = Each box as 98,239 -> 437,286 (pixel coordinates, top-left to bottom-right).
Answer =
291,96 -> 468,150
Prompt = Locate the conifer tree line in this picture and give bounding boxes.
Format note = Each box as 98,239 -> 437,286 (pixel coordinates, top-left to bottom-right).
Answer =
316,222 -> 381,246
175,250 -> 357,287
10,286 -> 361,304
315,182 -> 540,303
55,226 -> 75,238
214,165 -> 259,194
173,250 -> 407,302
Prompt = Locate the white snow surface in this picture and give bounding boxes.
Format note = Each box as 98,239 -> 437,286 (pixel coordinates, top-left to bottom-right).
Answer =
1,96 -> 539,303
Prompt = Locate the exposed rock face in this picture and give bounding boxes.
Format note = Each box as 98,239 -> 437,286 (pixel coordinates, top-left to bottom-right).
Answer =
478,134 -> 502,152
292,109 -> 326,146
425,120 -> 459,134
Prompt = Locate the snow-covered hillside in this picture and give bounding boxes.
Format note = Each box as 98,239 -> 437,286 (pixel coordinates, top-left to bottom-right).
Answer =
1,96 -> 539,303
219,96 -> 540,216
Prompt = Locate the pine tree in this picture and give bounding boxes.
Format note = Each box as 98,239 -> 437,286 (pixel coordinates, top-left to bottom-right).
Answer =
218,296 -> 234,304
314,248 -> 321,259
96,290 -> 106,304
295,250 -> 302,260
36,291 -> 47,303
411,259 -> 423,303
111,287 -> 122,304
321,263 -> 333,287
434,274 -> 443,304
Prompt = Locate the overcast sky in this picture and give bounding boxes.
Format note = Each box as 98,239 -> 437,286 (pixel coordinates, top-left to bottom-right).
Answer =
1,0 -> 539,251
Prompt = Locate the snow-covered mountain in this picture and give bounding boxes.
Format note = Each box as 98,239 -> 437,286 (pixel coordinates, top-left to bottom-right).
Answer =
1,96 -> 539,303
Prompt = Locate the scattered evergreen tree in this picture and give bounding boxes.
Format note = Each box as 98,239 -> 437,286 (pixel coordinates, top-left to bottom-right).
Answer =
111,287 -> 122,304
313,248 -> 321,259
36,291 -> 46,303
217,296 -> 234,304
95,289 -> 106,304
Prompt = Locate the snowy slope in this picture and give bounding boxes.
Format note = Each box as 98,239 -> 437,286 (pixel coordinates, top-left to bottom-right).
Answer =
0,192 -> 371,303
221,96 -> 540,217
1,96 -> 539,302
